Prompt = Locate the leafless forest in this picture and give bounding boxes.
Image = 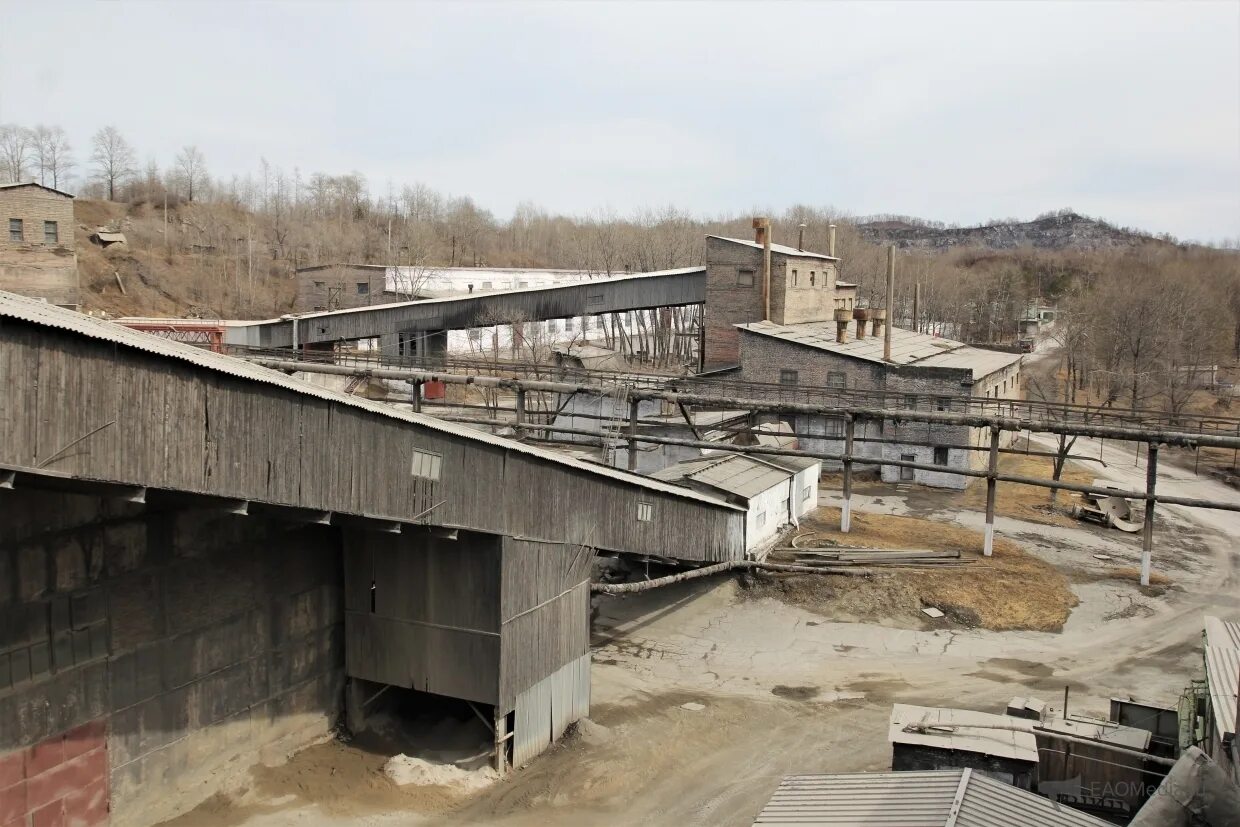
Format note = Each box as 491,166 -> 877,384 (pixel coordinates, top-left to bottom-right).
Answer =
3,121 -> 1240,415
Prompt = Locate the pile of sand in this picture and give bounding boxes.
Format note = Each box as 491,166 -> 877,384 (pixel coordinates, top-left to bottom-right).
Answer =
382,754 -> 498,792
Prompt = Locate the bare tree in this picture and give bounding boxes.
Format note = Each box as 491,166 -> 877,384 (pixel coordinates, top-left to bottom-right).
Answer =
0,124 -> 33,183
31,125 -> 74,189
175,145 -> 207,202
90,126 -> 136,200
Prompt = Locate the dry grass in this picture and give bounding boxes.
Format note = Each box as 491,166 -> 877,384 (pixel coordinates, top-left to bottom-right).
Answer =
949,451 -> 1095,527
759,507 -> 1079,633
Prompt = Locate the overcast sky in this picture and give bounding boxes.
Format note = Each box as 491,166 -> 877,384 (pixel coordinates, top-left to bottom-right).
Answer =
2,1 -> 1238,242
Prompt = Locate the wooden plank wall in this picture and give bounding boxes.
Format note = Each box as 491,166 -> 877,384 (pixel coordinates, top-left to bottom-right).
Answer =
0,322 -> 743,562
342,529 -> 503,704
498,537 -> 592,712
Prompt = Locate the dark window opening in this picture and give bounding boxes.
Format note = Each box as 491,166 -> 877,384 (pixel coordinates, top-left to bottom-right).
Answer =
43,221 -> 58,243
737,269 -> 755,287
8,218 -> 22,242
827,372 -> 846,389
933,446 -> 949,466
780,369 -> 799,386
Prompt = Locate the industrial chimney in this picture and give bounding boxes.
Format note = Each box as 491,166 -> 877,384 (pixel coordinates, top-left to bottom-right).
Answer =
753,217 -> 772,321
854,308 -> 869,340
834,308 -> 852,343
828,224 -> 837,258
884,245 -> 896,362
870,307 -> 886,337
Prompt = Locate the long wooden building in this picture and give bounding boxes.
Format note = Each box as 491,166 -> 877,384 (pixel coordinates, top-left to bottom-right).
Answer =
0,292 -> 744,826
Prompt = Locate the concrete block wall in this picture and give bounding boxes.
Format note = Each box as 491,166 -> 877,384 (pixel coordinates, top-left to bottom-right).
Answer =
0,490 -> 345,827
703,238 -> 764,367
0,186 -> 78,308
294,265 -> 387,313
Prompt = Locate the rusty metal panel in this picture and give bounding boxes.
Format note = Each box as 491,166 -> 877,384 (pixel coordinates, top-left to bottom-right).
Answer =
550,653 -> 590,742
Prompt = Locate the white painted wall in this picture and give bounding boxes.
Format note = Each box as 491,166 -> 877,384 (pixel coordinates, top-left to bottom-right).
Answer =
746,479 -> 792,553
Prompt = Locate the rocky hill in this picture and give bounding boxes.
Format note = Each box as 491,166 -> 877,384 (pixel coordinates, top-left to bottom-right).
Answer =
856,211 -> 1169,252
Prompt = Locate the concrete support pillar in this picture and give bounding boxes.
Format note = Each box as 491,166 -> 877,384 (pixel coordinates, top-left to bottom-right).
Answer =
842,415 -> 855,533
494,708 -> 509,775
409,380 -> 422,413
1141,444 -> 1159,586
515,389 -> 526,427
345,678 -> 367,735
984,425 -> 1000,556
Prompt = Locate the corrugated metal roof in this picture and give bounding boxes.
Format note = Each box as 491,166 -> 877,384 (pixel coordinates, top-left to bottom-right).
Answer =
1038,715 -> 1151,750
709,235 -> 839,261
738,322 -> 1022,380
0,291 -> 742,512
753,770 -> 1113,826
1205,615 -> 1240,650
291,266 -> 706,321
690,455 -> 790,498
1205,645 -> 1239,741
889,704 -> 1039,763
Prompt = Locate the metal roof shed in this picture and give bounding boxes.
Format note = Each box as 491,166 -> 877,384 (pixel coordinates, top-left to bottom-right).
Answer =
889,704 -> 1040,790
752,769 -> 1114,826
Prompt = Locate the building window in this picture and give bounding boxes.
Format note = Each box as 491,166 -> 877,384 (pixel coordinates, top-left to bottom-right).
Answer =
481,281 -> 493,289
809,271 -> 816,287
314,280 -> 326,289
8,218 -> 22,242
903,395 -> 917,409
780,369 -> 799,385
43,221 -> 58,243
1002,380 -> 1007,394
791,270 -> 798,287
847,298 -> 853,309
582,316 -> 591,330
933,446 -> 950,466
467,328 -> 481,342
827,372 -> 846,389
756,510 -> 767,528
356,282 -> 369,295
547,319 -> 559,333
825,417 -> 845,437
411,448 -> 442,480
565,317 -> 574,332
802,486 -> 812,502
737,269 -> 755,287
637,502 -> 653,522
588,293 -> 604,306
935,396 -> 951,411
518,281 -> 529,288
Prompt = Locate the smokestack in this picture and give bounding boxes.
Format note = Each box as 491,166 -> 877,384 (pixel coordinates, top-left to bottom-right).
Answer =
854,308 -> 869,340
834,308 -> 852,343
913,282 -> 921,332
871,307 -> 886,337
884,245 -> 896,362
797,223 -> 806,251
753,217 -> 772,321
828,224 -> 837,258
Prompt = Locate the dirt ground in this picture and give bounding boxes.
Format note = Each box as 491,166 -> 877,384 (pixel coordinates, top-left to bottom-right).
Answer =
159,424 -> 1240,827
754,508 -> 1078,632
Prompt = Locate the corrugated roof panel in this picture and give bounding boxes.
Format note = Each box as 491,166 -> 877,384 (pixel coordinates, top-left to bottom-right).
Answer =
1205,614 -> 1240,650
753,771 -> 1114,826
688,454 -> 791,499
955,772 -> 1113,827
753,771 -> 960,825
0,291 -> 741,512
1205,644 -> 1239,740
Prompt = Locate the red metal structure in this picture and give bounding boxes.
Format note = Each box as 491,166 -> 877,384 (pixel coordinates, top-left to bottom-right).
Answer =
116,319 -> 227,352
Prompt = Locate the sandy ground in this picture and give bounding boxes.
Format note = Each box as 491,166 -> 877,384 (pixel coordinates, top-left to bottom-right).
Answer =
164,389 -> 1240,827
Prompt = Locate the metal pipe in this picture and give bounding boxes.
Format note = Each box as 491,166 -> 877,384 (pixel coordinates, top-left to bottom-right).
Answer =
1142,444 -> 1158,586
842,415 -> 854,533
592,559 -> 870,594
884,245 -> 895,362
913,283 -> 921,332
984,425 -> 999,556
627,398 -> 640,472
761,218 -> 772,321
251,359 -> 1240,450
827,224 -> 837,258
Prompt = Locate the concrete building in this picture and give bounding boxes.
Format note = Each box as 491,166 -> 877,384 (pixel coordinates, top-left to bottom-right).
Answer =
0,183 -> 78,309
702,228 -> 856,369
736,322 -> 1023,489
652,454 -> 819,554
0,291 -> 747,825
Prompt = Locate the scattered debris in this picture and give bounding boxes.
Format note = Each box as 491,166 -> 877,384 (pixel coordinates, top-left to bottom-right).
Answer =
382,754 -> 497,792
922,607 -> 945,619
1093,554 -> 1114,561
680,702 -> 706,712
1071,481 -> 1142,533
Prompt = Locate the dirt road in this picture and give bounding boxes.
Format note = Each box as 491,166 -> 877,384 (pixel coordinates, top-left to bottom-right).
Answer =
169,426 -> 1240,827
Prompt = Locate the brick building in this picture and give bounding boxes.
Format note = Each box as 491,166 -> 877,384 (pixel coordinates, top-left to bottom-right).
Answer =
702,232 -> 856,368
0,183 -> 78,309
736,321 -> 1023,489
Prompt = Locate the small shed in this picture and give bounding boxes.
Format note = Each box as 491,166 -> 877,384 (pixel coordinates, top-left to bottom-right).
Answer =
889,703 -> 1040,790
1034,713 -> 1154,821
1203,615 -> 1240,780
652,453 -> 820,553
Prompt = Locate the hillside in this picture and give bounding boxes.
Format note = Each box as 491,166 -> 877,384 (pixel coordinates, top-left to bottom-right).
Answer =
856,211 -> 1169,252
